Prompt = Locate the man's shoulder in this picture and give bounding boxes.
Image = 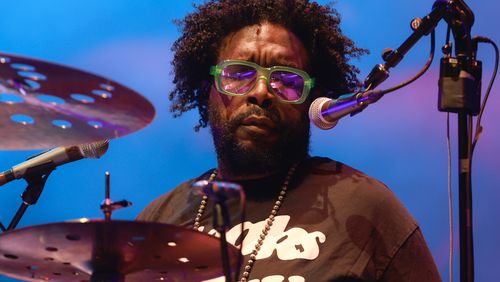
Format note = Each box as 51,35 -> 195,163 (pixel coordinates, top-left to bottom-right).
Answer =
304,157 -> 422,278
304,156 -> 418,228
306,156 -> 392,196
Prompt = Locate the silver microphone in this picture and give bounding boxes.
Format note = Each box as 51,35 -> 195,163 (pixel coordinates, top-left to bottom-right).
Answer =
309,90 -> 383,130
0,140 -> 109,186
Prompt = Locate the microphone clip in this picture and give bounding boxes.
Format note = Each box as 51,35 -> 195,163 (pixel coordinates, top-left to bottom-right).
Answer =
4,161 -> 57,232
20,161 -> 56,206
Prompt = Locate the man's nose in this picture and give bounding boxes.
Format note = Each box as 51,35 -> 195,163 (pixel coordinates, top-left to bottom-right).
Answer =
246,76 -> 275,108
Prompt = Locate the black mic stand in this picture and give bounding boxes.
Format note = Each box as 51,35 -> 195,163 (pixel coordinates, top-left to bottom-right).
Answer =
192,179 -> 247,282
204,182 -> 235,282
6,161 -> 55,231
213,201 -> 233,282
192,179 -> 244,282
437,2 -> 480,281
358,1 -> 479,281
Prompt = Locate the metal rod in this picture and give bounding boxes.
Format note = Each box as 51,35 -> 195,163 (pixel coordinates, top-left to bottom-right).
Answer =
458,113 -> 474,282
105,171 -> 110,200
7,203 -> 28,231
214,203 -> 232,282
104,171 -> 111,221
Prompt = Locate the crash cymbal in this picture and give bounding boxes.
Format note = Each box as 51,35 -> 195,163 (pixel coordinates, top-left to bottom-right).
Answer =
0,219 -> 239,282
0,53 -> 155,150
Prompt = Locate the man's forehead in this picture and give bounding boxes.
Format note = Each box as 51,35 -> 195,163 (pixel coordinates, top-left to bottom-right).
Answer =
217,23 -> 309,68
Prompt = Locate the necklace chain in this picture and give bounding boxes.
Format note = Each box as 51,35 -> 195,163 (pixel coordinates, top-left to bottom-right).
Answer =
192,164 -> 297,282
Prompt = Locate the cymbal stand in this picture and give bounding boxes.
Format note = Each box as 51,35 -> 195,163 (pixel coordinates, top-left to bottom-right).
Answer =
99,171 -> 132,221
92,171 -> 132,282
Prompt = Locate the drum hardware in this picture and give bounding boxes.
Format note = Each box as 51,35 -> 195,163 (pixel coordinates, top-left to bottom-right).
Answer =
0,171 -> 239,281
0,220 -> 240,282
100,171 -> 132,221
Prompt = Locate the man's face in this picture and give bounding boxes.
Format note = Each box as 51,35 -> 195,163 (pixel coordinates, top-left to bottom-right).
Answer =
208,23 -> 311,177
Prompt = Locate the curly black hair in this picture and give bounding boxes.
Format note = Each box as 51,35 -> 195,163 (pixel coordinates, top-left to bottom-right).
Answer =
169,0 -> 367,130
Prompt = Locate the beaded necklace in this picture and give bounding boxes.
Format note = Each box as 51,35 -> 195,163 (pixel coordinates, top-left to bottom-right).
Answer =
192,163 -> 298,282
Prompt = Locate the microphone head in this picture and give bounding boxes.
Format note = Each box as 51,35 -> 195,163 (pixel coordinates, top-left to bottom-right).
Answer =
79,140 -> 109,159
308,97 -> 338,130
192,180 -> 242,199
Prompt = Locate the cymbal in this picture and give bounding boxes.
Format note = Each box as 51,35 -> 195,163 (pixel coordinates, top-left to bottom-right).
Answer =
0,53 -> 155,150
0,219 -> 239,282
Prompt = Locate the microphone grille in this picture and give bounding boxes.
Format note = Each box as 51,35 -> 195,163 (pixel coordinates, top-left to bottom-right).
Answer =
308,97 -> 337,130
79,139 -> 109,159
192,180 -> 242,199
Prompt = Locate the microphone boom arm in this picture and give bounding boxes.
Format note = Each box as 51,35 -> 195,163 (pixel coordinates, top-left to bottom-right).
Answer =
363,0 -> 472,90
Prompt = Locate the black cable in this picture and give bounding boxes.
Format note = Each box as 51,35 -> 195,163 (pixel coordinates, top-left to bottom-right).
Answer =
446,112 -> 453,282
471,36 -> 499,154
378,30 -> 436,96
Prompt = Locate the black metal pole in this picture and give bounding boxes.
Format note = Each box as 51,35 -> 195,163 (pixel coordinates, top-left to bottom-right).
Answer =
6,203 -> 29,231
214,203 -> 232,282
104,171 -> 111,221
458,113 -> 474,282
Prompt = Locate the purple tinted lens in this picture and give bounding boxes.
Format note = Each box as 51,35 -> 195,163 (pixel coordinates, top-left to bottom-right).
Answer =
269,71 -> 304,101
221,64 -> 257,94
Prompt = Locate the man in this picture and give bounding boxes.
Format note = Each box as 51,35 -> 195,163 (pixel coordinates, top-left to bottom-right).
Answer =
138,0 -> 442,281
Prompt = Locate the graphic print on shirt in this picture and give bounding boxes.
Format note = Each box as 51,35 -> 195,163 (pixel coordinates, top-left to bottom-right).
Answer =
200,215 -> 326,281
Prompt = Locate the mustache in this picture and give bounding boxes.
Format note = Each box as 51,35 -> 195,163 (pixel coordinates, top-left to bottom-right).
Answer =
228,106 -> 281,129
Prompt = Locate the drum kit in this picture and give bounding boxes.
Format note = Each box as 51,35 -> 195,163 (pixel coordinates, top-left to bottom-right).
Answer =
0,53 -> 239,281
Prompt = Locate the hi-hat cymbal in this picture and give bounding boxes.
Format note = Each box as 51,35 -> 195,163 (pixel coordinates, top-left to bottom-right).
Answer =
0,53 -> 155,150
0,219 -> 239,282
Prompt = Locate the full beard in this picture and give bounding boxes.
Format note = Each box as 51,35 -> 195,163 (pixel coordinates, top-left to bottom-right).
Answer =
208,104 -> 310,177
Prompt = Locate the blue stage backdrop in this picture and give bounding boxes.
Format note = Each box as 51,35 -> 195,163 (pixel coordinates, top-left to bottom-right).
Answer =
0,1 -> 498,281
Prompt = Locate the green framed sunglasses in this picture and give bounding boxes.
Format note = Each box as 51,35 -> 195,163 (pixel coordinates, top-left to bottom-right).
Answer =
209,60 -> 315,104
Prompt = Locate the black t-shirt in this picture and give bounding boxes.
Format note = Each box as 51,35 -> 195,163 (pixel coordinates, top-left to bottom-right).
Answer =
138,157 -> 441,282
